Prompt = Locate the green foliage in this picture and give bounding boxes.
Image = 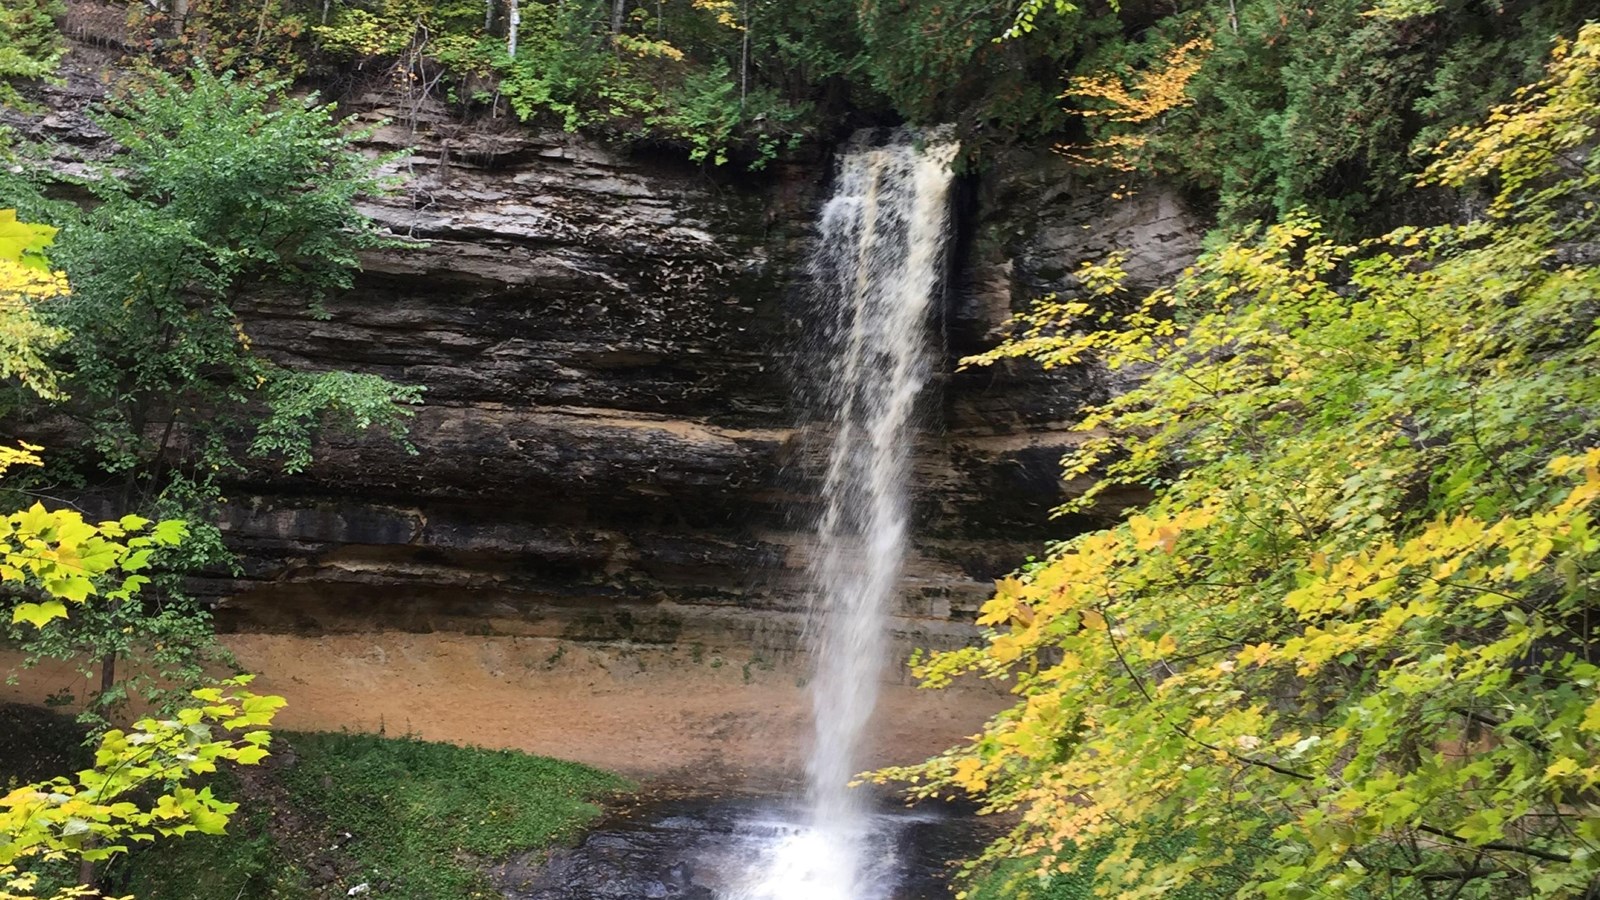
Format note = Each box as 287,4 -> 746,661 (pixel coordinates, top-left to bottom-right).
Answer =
128,0 -> 310,80
253,371 -> 422,475
84,68 -> 391,302
882,24 -> 1600,900
0,0 -> 63,109
108,772 -> 297,900
496,4 -> 624,132
118,731 -> 628,899
968,837 -> 1212,900
37,65 -> 421,498
1062,0 -> 1592,233
311,0 -> 808,168
1000,0 -> 1083,41
0,69 -> 420,726
83,0 -> 1595,198
855,0 -> 1095,138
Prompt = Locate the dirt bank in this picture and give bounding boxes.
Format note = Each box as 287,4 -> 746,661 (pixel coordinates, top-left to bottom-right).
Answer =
0,632 -> 1006,785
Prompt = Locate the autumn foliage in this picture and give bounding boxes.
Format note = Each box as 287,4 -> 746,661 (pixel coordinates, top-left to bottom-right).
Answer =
1057,36 -> 1211,177
879,23 -> 1600,900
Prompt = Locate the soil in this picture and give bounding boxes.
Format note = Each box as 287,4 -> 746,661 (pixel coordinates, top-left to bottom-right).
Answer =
0,631 -> 1008,786
0,703 -> 91,783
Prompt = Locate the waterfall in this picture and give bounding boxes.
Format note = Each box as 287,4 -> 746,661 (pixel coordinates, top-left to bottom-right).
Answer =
730,131 -> 959,900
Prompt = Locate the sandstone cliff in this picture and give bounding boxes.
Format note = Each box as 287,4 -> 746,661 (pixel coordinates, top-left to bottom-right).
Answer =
4,65 -> 1204,654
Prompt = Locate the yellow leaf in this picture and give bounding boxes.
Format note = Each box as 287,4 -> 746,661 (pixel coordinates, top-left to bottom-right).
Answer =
12,600 -> 67,628
1546,757 -> 1581,781
1581,699 -> 1600,733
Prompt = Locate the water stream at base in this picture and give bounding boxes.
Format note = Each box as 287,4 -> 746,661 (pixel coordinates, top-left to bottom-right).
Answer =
724,131 -> 960,900
496,794 -> 991,900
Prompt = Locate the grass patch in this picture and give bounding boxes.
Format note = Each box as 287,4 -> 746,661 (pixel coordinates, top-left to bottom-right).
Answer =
114,730 -> 630,900
278,731 -> 628,896
111,774 -> 306,900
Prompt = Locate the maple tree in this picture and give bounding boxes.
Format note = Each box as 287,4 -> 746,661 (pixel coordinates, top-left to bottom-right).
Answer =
0,675 -> 284,900
0,217 -> 287,900
879,23 -> 1600,900
1056,35 -> 1211,179
0,210 -> 65,402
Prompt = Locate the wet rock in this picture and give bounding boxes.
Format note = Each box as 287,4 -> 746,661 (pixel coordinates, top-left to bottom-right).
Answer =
493,797 -> 986,900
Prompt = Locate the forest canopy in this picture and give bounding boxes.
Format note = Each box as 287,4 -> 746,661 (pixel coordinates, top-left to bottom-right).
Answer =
2,0 -> 1591,227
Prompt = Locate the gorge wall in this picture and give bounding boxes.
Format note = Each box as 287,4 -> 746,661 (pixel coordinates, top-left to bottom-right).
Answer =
8,65 -> 1204,657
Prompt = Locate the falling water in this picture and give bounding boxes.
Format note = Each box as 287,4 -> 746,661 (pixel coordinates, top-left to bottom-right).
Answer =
728,132 -> 959,900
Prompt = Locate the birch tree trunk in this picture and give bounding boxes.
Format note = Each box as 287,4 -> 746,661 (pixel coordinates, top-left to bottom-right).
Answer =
507,0 -> 520,57
611,0 -> 627,42
739,0 -> 750,110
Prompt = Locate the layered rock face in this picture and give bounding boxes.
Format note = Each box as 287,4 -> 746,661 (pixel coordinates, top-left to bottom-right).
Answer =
218,109 -> 826,647
215,117 -> 1203,653
7,71 -> 1204,653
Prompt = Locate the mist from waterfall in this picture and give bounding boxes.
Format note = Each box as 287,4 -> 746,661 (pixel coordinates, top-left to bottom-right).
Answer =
727,132 -> 959,900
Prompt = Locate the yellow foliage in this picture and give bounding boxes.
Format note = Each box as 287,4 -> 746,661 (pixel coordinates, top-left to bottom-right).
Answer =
0,211 -> 68,400
0,212 -> 286,900
0,677 -> 284,900
1424,24 -> 1600,218
691,0 -> 742,31
1056,37 -> 1212,175
877,24 -> 1600,899
614,33 -> 687,61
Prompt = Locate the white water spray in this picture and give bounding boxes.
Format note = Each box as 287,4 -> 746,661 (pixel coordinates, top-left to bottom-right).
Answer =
728,132 -> 959,900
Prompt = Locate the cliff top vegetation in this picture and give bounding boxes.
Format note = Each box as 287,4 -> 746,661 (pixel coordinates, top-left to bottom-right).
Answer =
4,0 -> 1593,231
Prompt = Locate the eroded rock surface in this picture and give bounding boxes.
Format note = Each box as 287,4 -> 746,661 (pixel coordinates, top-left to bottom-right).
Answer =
5,65 -> 1204,653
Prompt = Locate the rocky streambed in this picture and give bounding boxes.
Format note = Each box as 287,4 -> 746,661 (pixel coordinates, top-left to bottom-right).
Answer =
493,793 -> 994,900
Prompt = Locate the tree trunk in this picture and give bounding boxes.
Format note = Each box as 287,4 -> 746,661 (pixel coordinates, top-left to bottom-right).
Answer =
99,650 -> 117,698
610,0 -> 627,41
740,0 -> 750,110
507,0 -> 520,57
484,0 -> 494,35
74,650 -> 117,890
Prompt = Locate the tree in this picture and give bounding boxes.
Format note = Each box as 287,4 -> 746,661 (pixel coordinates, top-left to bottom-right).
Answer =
1,674 -> 284,900
1055,35 -> 1210,183
0,0 -> 63,110
877,23 -> 1600,900
2,69 -> 421,725
0,211 -> 66,402
0,214 -> 287,900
